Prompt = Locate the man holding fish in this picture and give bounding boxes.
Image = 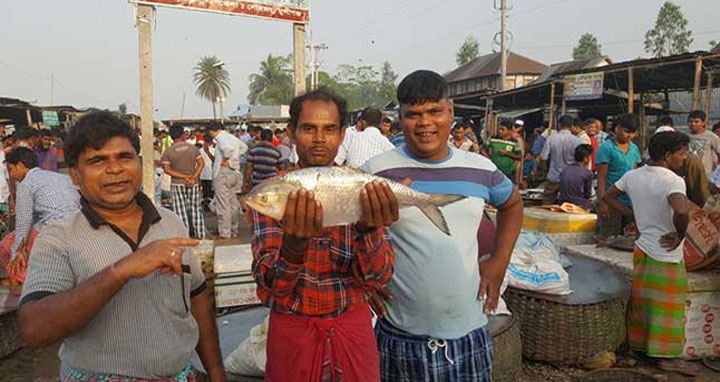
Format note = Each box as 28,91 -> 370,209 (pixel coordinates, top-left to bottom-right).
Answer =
247,89 -> 398,382
363,70 -> 523,382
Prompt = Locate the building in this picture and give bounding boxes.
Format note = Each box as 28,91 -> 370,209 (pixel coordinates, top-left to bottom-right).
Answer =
445,52 -> 547,99
228,104 -> 290,129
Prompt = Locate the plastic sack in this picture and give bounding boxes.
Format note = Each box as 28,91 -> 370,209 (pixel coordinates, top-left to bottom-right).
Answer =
479,254 -> 511,316
507,231 -> 571,295
683,197 -> 720,271
224,316 -> 269,377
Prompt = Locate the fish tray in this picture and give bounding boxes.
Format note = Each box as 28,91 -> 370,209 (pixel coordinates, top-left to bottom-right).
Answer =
504,253 -> 627,363
488,315 -> 522,382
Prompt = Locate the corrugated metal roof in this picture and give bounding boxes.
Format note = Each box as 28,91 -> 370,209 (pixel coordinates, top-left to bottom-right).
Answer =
445,52 -> 547,83
534,56 -> 612,83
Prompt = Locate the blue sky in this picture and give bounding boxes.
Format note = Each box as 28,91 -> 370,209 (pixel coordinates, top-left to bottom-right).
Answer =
1,0 -> 717,119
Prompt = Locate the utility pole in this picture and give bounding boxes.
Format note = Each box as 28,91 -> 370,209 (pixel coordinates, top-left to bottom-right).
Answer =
500,0 -> 508,91
180,92 -> 186,119
50,72 -> 54,106
137,4 -> 155,203
310,43 -> 328,90
293,23 -> 307,96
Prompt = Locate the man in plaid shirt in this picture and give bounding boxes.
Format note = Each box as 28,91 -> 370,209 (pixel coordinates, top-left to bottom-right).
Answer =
249,89 -> 397,382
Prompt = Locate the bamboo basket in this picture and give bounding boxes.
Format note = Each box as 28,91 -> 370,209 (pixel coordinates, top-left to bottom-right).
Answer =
504,287 -> 626,363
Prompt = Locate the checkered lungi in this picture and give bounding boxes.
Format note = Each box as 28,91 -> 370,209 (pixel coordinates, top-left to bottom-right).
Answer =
170,183 -> 205,239
61,363 -> 196,382
375,319 -> 494,382
628,247 -> 688,358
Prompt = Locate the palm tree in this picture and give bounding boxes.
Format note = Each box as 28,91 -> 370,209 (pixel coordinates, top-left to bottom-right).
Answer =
248,54 -> 294,105
193,56 -> 231,119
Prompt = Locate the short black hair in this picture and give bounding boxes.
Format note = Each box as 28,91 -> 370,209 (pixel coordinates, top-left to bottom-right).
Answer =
390,121 -> 402,134
498,119 -> 513,129
260,129 -> 273,142
289,88 -> 348,129
6,147 -> 38,169
13,128 -> 35,141
574,144 -> 593,162
169,126 -> 184,140
40,129 -> 54,137
613,113 -> 639,133
583,118 -> 600,127
397,70 -> 447,106
248,125 -> 263,134
65,110 -> 140,168
657,115 -> 674,127
558,115 -> 574,129
649,131 -> 690,161
688,110 -> 707,121
207,122 -> 224,132
361,108 -> 383,127
274,128 -> 284,137
713,122 -> 720,132
572,117 -> 583,127
382,116 -> 392,124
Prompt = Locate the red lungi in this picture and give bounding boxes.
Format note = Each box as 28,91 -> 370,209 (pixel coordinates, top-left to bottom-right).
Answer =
265,304 -> 380,382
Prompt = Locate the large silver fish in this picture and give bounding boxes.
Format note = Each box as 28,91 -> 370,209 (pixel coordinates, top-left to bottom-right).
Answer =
245,167 -> 465,235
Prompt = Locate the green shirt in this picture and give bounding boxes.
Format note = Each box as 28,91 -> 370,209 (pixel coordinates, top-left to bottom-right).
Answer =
485,137 -> 521,176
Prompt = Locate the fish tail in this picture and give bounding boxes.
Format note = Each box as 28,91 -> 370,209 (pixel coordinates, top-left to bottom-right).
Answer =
417,194 -> 466,235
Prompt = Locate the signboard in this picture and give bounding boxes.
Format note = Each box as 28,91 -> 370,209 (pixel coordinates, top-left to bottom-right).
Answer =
129,0 -> 310,23
42,111 -> 60,127
563,72 -> 604,101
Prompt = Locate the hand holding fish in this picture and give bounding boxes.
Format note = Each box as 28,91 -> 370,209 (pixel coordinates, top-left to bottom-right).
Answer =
356,181 -> 400,232
281,189 -> 324,263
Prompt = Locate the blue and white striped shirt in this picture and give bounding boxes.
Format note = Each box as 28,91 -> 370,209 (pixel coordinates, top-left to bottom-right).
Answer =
362,147 -> 514,339
11,167 -> 80,258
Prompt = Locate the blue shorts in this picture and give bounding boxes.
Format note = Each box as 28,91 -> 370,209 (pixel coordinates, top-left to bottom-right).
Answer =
375,319 -> 494,382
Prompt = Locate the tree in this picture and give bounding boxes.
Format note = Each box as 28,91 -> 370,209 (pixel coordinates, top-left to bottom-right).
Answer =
118,103 -> 127,115
572,33 -> 603,60
710,40 -> 719,50
193,56 -> 231,119
248,54 -> 294,105
456,36 -> 479,66
379,62 -> 398,105
644,2 -> 693,58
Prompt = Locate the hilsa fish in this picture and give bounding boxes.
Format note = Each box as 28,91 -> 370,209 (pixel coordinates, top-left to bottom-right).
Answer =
245,167 -> 465,235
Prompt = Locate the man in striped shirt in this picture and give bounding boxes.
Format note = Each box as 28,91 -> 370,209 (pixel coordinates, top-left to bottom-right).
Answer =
363,70 -> 523,382
243,129 -> 281,191
18,111 -> 225,382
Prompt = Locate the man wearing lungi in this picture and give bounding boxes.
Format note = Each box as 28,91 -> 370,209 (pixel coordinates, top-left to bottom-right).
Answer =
603,131 -> 701,376
249,89 -> 396,382
363,70 -> 524,382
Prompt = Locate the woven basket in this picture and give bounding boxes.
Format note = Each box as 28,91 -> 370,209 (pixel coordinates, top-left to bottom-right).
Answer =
504,287 -> 625,363
489,315 -> 523,382
577,368 -> 657,382
0,311 -> 22,358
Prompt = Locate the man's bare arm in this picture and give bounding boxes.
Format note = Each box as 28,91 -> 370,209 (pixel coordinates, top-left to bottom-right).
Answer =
191,290 -> 226,382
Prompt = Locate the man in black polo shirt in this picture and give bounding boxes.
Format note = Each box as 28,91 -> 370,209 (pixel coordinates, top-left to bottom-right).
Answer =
18,111 -> 226,381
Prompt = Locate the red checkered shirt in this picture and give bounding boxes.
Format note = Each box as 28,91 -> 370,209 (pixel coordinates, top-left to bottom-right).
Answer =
250,208 -> 394,317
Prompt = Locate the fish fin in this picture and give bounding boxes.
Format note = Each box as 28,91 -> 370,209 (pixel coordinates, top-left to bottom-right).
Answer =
427,193 -> 467,207
417,194 -> 466,236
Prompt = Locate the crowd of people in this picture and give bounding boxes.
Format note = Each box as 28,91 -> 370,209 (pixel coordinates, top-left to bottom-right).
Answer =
2,66 -> 717,381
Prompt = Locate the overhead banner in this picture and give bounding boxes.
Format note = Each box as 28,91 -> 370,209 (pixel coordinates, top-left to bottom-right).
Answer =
563,72 -> 604,101
129,0 -> 310,23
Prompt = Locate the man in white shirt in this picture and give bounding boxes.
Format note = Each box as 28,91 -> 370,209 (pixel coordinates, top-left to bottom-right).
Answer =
602,131 -> 700,375
343,108 -> 394,167
334,124 -> 357,165
207,123 -> 248,239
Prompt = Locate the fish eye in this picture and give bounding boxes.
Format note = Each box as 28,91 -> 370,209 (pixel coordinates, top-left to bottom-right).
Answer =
260,195 -> 268,203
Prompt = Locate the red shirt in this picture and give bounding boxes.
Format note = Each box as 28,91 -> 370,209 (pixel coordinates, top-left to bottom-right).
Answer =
250,209 -> 394,317
590,135 -> 599,171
